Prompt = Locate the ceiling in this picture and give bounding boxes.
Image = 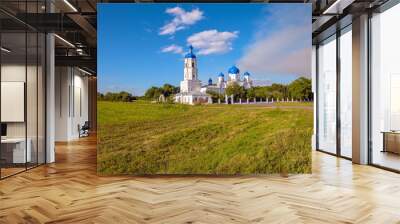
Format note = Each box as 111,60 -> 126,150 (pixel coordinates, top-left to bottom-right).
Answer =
0,0 -> 393,74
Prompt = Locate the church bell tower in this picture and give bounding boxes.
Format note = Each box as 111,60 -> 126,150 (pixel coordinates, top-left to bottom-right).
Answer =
180,46 -> 201,93
184,45 -> 198,80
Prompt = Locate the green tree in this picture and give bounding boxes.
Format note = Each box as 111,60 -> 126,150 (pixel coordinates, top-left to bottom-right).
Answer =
270,90 -> 284,100
119,91 -> 133,102
288,77 -> 312,100
254,86 -> 268,99
162,83 -> 179,97
144,84 -> 179,101
97,92 -> 104,101
206,90 -> 224,103
99,91 -> 135,102
225,83 -> 246,100
246,87 -> 256,99
270,84 -> 288,98
144,86 -> 163,100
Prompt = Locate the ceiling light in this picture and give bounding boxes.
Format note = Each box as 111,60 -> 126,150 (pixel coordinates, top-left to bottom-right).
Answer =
78,67 -> 93,76
323,0 -> 355,15
76,48 -> 86,55
54,34 -> 75,48
1,47 -> 11,53
323,0 -> 341,14
63,0 -> 78,12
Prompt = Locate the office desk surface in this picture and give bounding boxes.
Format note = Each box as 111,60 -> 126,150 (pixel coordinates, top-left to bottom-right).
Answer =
1,138 -> 32,163
1,138 -> 26,143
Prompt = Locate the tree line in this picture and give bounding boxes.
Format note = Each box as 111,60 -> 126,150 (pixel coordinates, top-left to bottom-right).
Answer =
97,84 -> 180,102
143,84 -> 179,100
97,91 -> 137,102
208,77 -> 312,102
98,77 -> 312,103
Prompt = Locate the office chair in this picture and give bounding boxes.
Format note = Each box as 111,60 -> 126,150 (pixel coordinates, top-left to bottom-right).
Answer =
79,121 -> 90,138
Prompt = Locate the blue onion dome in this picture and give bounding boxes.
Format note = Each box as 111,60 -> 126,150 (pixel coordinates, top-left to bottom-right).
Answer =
208,78 -> 213,85
244,71 -> 250,76
228,65 -> 240,74
185,45 -> 196,59
218,72 -> 224,77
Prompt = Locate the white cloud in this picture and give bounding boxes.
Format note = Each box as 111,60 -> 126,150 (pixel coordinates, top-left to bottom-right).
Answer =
237,5 -> 311,78
187,29 -> 239,55
161,44 -> 183,54
159,7 -> 204,35
237,26 -> 311,77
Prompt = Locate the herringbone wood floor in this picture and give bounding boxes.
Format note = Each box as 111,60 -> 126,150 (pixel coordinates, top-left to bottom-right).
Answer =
1,135 -> 400,224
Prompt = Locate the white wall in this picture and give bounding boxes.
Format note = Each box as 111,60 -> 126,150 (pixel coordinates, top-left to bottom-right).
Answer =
55,66 -> 69,141
55,67 -> 89,141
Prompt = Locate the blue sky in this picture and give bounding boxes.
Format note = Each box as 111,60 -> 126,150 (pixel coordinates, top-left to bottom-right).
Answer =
98,3 -> 311,95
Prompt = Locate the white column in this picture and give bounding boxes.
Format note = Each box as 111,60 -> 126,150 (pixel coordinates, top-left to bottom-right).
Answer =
46,32 -> 55,163
352,14 -> 369,164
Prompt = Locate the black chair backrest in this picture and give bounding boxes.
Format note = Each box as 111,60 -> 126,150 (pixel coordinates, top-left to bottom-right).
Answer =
82,121 -> 90,129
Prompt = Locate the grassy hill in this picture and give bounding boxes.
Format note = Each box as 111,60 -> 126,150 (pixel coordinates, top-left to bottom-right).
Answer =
97,101 -> 313,175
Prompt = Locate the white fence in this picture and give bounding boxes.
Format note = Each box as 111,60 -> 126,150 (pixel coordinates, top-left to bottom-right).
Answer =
216,95 -> 313,104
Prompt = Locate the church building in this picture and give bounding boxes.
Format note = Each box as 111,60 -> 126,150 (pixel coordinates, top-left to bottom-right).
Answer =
175,46 -> 211,105
200,66 -> 253,95
175,46 -> 253,105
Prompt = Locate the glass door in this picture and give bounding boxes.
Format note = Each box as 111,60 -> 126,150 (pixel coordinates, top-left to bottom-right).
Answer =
339,26 -> 352,158
370,3 -> 400,171
317,35 -> 337,154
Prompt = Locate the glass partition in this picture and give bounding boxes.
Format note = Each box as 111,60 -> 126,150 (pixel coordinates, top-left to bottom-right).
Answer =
370,3 -> 400,171
0,1 -> 46,179
339,26 -> 352,158
317,35 -> 337,154
1,31 -> 28,177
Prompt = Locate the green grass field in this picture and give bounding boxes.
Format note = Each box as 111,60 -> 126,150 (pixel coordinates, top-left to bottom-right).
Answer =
97,101 -> 313,175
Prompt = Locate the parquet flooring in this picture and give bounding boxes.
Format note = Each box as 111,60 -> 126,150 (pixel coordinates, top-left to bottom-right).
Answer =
1,135 -> 400,223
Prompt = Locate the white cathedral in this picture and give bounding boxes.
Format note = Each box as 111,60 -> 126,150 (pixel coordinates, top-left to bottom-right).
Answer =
175,46 -> 253,105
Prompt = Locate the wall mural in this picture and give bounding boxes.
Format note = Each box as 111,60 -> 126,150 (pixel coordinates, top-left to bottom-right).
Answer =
97,3 -> 313,174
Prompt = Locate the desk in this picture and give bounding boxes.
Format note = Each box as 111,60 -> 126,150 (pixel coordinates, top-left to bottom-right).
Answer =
382,131 -> 400,154
1,138 -> 31,164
